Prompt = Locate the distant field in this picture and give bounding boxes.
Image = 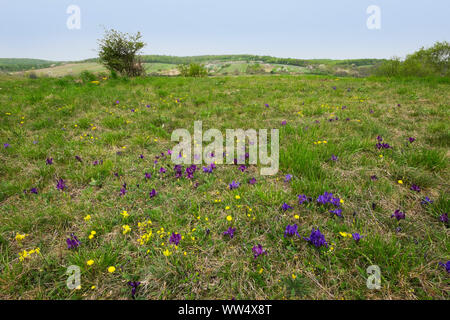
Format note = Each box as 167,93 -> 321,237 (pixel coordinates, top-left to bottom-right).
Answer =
3,55 -> 384,78
0,74 -> 448,299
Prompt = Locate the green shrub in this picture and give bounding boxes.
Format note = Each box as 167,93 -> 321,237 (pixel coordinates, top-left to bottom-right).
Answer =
80,70 -> 97,82
177,63 -> 208,77
376,41 -> 450,77
98,29 -> 146,77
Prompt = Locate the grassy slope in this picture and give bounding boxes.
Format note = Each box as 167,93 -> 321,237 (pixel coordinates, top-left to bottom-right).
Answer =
0,75 -> 448,299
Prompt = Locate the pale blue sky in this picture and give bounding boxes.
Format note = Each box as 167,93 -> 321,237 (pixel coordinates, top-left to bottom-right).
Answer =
0,0 -> 449,61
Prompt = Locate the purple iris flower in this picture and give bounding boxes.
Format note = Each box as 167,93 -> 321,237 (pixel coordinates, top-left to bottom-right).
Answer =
281,120 -> 287,126
169,233 -> 181,246
265,103 -> 270,108
46,158 -> 53,165
30,188 -> 38,194
330,208 -> 343,217
203,165 -> 213,173
174,165 -> 183,178
376,136 -> 383,142
421,197 -> 433,205
297,194 -> 310,205
248,177 -> 256,185
285,174 -> 293,182
391,210 -> 405,221
438,261 -> 450,273
75,155 -> 83,163
120,183 -> 127,196
145,173 -> 151,179
229,181 -> 240,190
252,244 -> 267,259
410,184 -> 421,192
139,154 -> 144,159
185,165 -> 197,179
352,233 -> 363,243
330,155 -> 338,161
317,192 -> 333,205
66,233 -> 80,249
304,228 -> 328,248
127,281 -> 141,299
238,165 -> 247,172
284,224 -> 300,238
330,197 -> 341,207
376,143 -> 391,150
56,179 -> 66,191
159,167 -> 166,174
408,137 -> 415,143
439,213 -> 448,223
370,175 -> 378,181
281,203 -> 293,211
223,227 -> 236,239
3,143 -> 10,148
149,189 -> 157,198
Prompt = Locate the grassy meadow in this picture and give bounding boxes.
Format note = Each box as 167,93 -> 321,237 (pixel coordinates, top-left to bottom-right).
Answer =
0,74 -> 449,299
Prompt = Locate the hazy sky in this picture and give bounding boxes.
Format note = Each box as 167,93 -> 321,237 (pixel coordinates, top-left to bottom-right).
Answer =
1,0 -> 449,61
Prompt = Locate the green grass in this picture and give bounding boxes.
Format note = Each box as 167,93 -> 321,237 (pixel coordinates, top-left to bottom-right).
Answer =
0,74 -> 448,300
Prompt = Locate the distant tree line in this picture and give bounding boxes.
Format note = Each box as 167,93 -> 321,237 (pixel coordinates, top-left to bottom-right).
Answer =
0,59 -> 62,72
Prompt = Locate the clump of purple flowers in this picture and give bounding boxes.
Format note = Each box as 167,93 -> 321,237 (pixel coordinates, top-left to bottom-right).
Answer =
169,232 -> 181,246
144,172 -> 151,179
237,165 -> 246,172
410,184 -> 421,192
330,155 -> 338,161
284,174 -> 292,182
317,192 -> 341,208
391,210 -> 405,221
185,165 -> 197,179
203,163 -> 216,174
284,224 -> 300,238
223,227 -> 236,239
421,196 -> 433,205
439,213 -> 448,223
46,158 -> 53,165
281,203 -> 293,211
248,177 -> 256,185
252,244 -> 267,259
66,233 -> 80,249
56,178 -> 66,191
304,228 -> 328,248
297,194 -> 311,205
229,180 -> 240,190
120,183 -> 127,196
329,208 -> 343,218
127,281 -> 141,299
149,189 -> 157,198
317,191 -> 334,205
375,136 -> 392,150
174,165 -> 183,178
352,233 -> 363,243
